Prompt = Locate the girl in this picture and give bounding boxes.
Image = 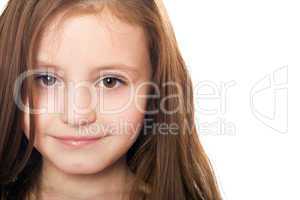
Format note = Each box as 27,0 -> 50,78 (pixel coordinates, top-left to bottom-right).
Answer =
0,0 -> 222,199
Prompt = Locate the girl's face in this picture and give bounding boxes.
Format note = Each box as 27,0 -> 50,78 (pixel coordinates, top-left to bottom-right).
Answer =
22,10 -> 152,174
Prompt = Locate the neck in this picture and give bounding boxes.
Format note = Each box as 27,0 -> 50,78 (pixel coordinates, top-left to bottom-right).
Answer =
34,156 -> 134,200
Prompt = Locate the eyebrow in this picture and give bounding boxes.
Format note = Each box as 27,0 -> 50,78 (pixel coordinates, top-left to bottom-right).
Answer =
35,60 -> 141,76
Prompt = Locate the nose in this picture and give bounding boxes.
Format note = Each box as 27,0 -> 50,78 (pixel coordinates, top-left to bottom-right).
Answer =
60,83 -> 97,127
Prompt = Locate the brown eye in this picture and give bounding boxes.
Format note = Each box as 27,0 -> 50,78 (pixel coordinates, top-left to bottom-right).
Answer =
98,76 -> 125,89
103,77 -> 117,88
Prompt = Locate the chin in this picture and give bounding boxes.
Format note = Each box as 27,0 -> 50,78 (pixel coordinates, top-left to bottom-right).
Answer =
38,135 -> 131,175
50,158 -> 110,175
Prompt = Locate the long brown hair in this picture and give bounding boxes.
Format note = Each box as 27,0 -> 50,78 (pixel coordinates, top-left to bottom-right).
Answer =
0,0 -> 222,199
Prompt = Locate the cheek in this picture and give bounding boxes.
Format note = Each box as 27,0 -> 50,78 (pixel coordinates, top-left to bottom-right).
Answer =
97,104 -> 146,141
21,107 -> 56,148
98,80 -> 150,113
33,88 -> 64,113
99,85 -> 149,138
99,87 -> 134,113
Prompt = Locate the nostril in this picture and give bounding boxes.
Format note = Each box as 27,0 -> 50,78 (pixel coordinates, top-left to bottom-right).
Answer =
78,118 -> 90,126
60,110 -> 97,128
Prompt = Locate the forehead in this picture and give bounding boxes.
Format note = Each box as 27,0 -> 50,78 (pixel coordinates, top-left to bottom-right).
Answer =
36,9 -> 150,71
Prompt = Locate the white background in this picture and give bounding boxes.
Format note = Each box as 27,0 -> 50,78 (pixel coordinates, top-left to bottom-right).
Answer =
1,0 -> 299,199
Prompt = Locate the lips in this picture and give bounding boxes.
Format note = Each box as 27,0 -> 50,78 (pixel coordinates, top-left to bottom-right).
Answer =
51,135 -> 104,148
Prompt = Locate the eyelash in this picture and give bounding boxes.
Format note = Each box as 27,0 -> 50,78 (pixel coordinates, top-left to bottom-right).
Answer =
33,73 -> 127,89
95,75 -> 127,88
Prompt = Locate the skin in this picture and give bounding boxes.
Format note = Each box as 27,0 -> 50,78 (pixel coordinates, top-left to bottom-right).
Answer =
21,8 -> 152,200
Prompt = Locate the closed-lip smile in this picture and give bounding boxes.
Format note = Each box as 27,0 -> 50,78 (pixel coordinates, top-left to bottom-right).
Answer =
51,135 -> 105,148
